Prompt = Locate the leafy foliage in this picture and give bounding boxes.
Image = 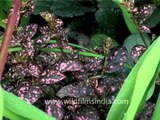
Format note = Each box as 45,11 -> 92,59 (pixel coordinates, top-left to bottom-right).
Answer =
2,0 -> 160,120
0,0 -> 12,28
34,0 -> 94,17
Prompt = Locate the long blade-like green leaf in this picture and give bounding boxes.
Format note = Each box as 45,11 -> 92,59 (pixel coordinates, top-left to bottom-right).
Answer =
124,37 -> 160,120
3,90 -> 55,120
0,86 -> 3,120
152,92 -> 160,120
3,107 -> 29,120
113,0 -> 138,33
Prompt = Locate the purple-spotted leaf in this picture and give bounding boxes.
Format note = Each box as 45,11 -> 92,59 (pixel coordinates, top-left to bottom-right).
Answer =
67,102 -> 80,112
55,19 -> 63,27
133,5 -> 154,24
140,25 -> 151,33
11,32 -> 22,47
22,37 -> 35,58
11,24 -> 37,47
6,64 -> 28,81
21,0 -> 35,17
95,84 -> 106,96
71,106 -> 100,120
71,70 -> 88,81
28,62 -> 41,78
133,5 -> 155,33
34,34 -> 51,49
106,46 -> 127,73
1,81 -> 16,92
84,58 -> 103,71
16,80 -> 43,104
57,82 -> 95,98
58,60 -> 83,72
37,52 -> 60,66
40,70 -> 66,84
63,112 -> 72,120
23,24 -> 38,38
45,98 -> 65,120
10,51 -> 28,63
39,26 -> 51,35
136,102 -> 155,119
100,76 -> 124,93
131,45 -> 146,63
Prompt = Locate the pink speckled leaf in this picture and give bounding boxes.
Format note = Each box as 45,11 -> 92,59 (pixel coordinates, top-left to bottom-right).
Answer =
71,106 -> 100,120
71,69 -> 88,81
106,46 -> 127,73
40,70 -> 66,84
58,60 -> 83,72
22,37 -> 35,58
39,26 -> 51,35
11,24 -> 37,47
4,64 -> 28,81
131,45 -> 146,63
45,98 -> 65,120
100,76 -> 124,93
37,52 -> 58,66
16,80 -> 43,104
94,84 -> 106,96
23,24 -> 38,38
22,0 -> 35,17
57,82 -> 95,98
84,58 -> 103,71
28,62 -> 41,78
34,34 -> 51,50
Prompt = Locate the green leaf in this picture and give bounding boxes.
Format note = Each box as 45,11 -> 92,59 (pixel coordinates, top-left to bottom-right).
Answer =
0,86 -> 3,120
34,0 -> 93,17
4,107 -> 29,120
123,33 -> 151,56
90,34 -> 118,48
113,0 -> 138,33
95,0 -> 120,37
152,93 -> 160,120
0,0 -> 12,28
3,90 -> 55,120
19,16 -> 30,28
97,0 -> 117,9
42,48 -> 104,59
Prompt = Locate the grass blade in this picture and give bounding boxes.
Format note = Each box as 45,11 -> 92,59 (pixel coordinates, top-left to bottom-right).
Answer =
124,37 -> 160,120
152,92 -> 160,120
3,90 -> 55,120
113,0 -> 138,33
0,86 -> 3,120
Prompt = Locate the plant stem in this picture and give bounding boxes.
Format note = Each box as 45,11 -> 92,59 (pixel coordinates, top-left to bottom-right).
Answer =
41,48 -> 104,59
48,40 -> 95,53
0,0 -> 20,81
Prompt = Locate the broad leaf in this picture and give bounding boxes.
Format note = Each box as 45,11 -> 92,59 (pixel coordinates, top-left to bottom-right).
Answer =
106,46 -> 127,73
34,0 -> 93,17
45,98 -> 65,120
58,60 -> 83,72
15,80 -> 43,104
71,106 -> 100,120
40,70 -> 66,84
131,45 -> 146,63
57,82 -> 95,98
